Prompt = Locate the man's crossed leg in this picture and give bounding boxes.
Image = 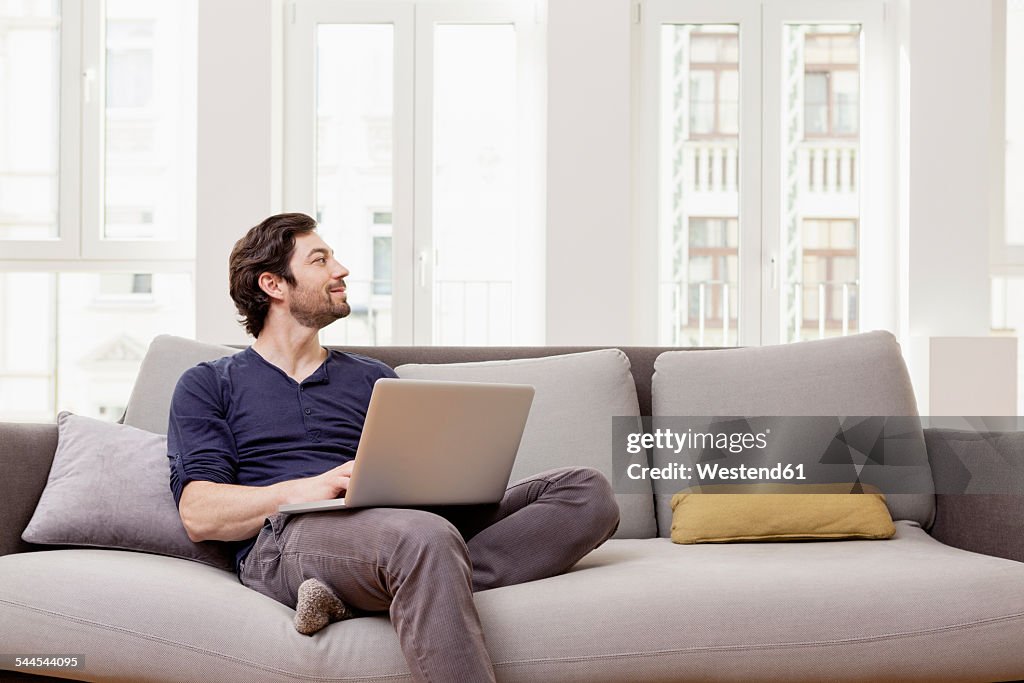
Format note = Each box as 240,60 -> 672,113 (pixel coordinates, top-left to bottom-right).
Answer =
240,466 -> 620,683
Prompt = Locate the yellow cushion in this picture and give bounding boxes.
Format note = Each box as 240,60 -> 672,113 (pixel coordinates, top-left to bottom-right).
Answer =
669,483 -> 896,544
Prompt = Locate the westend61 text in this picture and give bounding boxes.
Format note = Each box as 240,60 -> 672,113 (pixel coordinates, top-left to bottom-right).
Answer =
626,462 -> 807,482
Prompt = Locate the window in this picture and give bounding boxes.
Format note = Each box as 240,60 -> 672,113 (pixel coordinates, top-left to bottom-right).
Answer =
688,32 -> 739,138
800,218 -> 858,337
640,0 -> 884,347
652,21 -> 746,347
0,0 -> 63,243
0,272 -> 193,422
285,0 -> 544,346
993,0 -> 1024,415
0,2 -> 197,422
685,217 -> 739,345
803,33 -> 859,138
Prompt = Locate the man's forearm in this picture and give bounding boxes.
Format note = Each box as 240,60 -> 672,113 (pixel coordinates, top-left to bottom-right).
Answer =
179,480 -> 287,543
178,463 -> 351,543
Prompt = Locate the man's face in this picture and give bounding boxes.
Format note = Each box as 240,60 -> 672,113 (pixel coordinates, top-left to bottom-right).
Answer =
283,232 -> 351,330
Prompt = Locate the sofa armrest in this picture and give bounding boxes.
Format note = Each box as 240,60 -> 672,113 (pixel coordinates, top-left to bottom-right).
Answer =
0,422 -> 58,557
925,427 -> 1024,563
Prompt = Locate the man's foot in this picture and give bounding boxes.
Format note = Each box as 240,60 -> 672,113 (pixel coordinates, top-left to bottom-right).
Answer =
294,578 -> 353,635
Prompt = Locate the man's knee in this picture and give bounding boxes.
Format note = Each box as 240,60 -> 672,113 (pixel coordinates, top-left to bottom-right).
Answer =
575,467 -> 621,535
534,466 -> 620,535
380,510 -> 469,563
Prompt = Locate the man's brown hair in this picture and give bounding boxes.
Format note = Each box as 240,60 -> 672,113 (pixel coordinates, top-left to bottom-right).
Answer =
229,212 -> 317,338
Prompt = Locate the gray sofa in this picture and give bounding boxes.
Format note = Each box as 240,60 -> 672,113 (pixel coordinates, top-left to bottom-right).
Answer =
2,331 -> 1023,682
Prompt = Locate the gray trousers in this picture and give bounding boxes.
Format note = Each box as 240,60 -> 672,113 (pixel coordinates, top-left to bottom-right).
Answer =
239,466 -> 620,683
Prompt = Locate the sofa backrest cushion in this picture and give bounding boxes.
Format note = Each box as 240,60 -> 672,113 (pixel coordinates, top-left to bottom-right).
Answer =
123,335 -> 235,435
652,331 -> 935,536
397,349 -> 657,539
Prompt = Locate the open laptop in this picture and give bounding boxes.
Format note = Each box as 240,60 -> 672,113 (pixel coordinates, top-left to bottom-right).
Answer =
278,378 -> 535,513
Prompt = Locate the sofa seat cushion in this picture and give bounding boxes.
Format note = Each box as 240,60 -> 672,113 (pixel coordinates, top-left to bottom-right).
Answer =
1,523 -> 1023,682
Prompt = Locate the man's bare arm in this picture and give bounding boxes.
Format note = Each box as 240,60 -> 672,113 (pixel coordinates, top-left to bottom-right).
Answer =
179,460 -> 354,542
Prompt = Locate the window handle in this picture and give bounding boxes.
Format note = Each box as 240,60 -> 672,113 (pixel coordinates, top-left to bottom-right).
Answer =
418,250 -> 428,288
83,67 -> 97,105
770,252 -> 779,290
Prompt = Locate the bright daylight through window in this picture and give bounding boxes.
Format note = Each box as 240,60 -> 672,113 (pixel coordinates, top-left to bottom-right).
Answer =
0,0 -> 196,422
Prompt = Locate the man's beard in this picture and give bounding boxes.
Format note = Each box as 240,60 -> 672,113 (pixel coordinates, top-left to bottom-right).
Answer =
288,282 -> 351,330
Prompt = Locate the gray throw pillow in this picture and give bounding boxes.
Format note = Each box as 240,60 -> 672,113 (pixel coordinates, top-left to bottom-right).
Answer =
22,412 -> 234,571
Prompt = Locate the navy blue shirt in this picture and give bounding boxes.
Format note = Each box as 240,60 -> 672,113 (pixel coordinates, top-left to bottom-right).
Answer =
167,347 -> 397,571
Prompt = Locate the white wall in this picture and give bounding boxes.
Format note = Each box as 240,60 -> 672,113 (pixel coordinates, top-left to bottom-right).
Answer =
900,0 -> 998,412
195,0 -> 281,345
544,0 -> 635,345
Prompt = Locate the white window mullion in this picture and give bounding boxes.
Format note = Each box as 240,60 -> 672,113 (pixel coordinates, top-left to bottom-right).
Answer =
761,1 -> 784,346
514,3 -> 545,345
393,5 -> 416,346
412,3 -> 434,345
79,0 -> 103,260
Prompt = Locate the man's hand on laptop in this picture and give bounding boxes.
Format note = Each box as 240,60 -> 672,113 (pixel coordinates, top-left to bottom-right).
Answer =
277,460 -> 354,505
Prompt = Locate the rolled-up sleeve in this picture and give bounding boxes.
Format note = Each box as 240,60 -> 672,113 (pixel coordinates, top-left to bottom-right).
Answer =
167,364 -> 238,507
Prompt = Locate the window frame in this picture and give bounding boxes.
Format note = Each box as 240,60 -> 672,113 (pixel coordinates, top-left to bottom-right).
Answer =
639,0 -> 763,347
283,0 -> 544,346
1,0 -> 81,260
1,0 -> 195,263
763,0 -> 886,344
638,0 -> 888,347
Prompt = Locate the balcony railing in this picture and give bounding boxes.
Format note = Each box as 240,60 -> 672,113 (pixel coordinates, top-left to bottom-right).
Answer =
435,279 -> 513,345
787,280 -> 860,341
661,279 -> 738,347
660,279 -> 860,346
799,140 -> 857,195
679,139 -> 857,195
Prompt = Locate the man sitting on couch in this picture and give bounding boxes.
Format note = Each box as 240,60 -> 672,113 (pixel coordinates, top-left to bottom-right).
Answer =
167,212 -> 620,683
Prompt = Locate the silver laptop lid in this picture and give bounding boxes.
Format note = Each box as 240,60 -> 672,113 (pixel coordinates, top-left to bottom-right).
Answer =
342,378 -> 535,508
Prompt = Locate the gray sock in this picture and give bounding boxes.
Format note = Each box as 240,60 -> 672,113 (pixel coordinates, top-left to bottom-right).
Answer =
294,578 -> 353,635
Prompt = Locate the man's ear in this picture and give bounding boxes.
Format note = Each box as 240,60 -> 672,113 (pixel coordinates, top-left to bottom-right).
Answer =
257,272 -> 287,302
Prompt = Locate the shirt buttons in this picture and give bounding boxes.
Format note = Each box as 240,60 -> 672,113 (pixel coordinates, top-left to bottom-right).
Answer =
304,408 -> 311,415
299,386 -> 304,391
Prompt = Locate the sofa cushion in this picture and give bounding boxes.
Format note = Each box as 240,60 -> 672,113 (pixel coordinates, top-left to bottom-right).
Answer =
123,335 -> 235,435
397,349 -> 656,539
2,523 -> 1022,682
652,331 -> 935,535
21,412 -> 234,571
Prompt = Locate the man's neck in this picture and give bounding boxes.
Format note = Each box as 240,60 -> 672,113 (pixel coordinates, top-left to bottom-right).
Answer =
251,324 -> 328,383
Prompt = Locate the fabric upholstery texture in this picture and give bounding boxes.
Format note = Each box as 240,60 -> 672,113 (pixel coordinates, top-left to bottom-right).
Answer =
652,330 -> 935,536
122,335 -> 235,434
927,427 -> 1024,564
396,349 -> 656,538
0,421 -> 57,558
669,484 -> 896,544
1,522 -> 1023,682
20,412 -> 234,571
